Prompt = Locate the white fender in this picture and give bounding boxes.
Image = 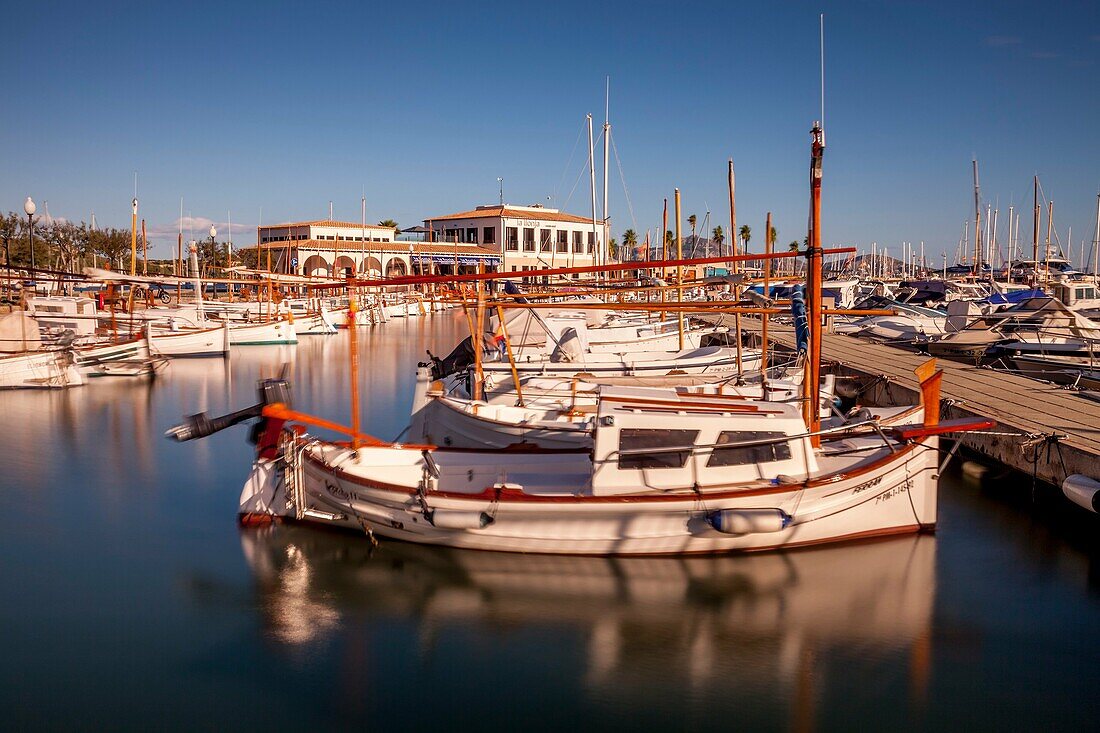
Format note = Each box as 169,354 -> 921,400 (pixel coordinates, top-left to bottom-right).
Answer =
1062,474 -> 1100,513
428,509 -> 494,529
707,508 -> 791,535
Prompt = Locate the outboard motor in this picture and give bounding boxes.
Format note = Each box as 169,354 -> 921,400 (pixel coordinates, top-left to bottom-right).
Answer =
165,377 -> 292,460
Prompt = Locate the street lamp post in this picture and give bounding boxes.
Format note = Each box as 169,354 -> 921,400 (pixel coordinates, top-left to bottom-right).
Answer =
23,197 -> 36,292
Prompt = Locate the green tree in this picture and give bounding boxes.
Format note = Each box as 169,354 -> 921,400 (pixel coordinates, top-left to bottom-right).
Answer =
739,225 -> 751,249
622,229 -> 638,260
379,219 -> 399,230
608,236 -> 618,260
712,225 -> 724,247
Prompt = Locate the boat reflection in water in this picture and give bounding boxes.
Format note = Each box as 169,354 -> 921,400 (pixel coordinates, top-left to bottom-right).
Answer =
240,526 -> 935,726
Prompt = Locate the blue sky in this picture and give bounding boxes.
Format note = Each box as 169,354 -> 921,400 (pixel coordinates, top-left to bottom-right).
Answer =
3,0 -> 1098,263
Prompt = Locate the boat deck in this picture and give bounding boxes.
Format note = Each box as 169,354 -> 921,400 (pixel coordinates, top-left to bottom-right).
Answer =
701,314 -> 1100,486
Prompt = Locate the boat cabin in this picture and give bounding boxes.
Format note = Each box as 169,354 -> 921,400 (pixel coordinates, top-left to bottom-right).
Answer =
26,296 -> 97,337
590,389 -> 817,495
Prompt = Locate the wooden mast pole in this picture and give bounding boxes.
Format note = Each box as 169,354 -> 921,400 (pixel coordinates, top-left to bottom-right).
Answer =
728,159 -> 743,377
141,219 -> 147,276
806,121 -> 825,444
347,289 -> 361,449
674,188 -> 684,350
660,198 -> 668,321
762,212 -> 772,394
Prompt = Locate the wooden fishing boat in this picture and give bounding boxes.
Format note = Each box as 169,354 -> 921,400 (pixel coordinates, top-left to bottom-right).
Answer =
220,361 -> 986,555
147,322 -> 230,358
0,349 -> 83,389
167,123 -> 993,556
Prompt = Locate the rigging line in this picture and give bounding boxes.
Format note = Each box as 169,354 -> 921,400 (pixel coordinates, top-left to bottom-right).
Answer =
610,134 -> 638,233
553,120 -> 587,206
561,147 -> 591,211
563,127 -> 606,212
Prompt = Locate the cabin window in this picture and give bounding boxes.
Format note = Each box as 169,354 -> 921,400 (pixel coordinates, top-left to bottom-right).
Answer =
707,431 -> 792,467
618,429 -> 699,469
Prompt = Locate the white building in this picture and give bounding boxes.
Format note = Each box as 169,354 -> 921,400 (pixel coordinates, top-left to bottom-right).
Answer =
424,204 -> 605,281
254,219 -> 499,277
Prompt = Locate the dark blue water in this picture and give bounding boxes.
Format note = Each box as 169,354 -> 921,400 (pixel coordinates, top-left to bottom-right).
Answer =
2,313 -> 1098,731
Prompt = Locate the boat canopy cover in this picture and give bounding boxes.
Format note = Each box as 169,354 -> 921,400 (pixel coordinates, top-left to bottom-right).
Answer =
985,289 -> 1047,305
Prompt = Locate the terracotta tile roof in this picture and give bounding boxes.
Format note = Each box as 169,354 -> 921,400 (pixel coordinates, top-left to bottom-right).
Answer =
260,220 -> 397,230
241,240 -> 500,256
425,206 -> 598,226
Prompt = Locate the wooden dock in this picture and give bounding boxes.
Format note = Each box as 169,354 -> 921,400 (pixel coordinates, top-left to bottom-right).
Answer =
702,315 -> 1100,487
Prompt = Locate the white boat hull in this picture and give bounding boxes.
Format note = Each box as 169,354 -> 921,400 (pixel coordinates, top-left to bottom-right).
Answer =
0,350 -> 84,389
148,324 -> 230,358
246,436 -> 939,556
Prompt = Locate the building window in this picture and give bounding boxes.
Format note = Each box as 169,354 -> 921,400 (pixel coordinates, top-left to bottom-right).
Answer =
573,231 -> 584,253
466,227 -> 478,244
587,231 -> 595,253
523,228 -> 535,252
540,229 -> 551,252
556,230 -> 568,253
483,227 -> 496,245
506,227 -> 518,251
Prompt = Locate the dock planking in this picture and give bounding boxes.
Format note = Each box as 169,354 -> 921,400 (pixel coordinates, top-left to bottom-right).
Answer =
702,314 -> 1100,486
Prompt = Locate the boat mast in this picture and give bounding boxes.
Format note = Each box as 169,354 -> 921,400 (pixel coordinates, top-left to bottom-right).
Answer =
728,159 -> 743,376
1093,192 -> 1100,286
1032,175 -> 1040,266
177,198 -> 183,305
805,122 -> 825,443
1045,200 -> 1054,282
602,77 -> 611,269
587,114 -> 598,284
674,188 -> 683,350
972,159 -> 982,276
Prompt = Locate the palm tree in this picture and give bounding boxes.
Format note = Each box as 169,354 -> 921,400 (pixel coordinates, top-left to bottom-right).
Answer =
378,219 -> 399,231
712,225 -> 724,251
739,225 -> 751,249
622,229 -> 638,260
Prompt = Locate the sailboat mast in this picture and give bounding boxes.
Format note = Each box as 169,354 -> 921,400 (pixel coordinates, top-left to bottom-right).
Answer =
602,77 -> 611,268
972,159 -> 982,275
1093,192 -> 1099,285
587,114 -> 598,283
1032,176 -> 1040,265
805,122 -> 825,444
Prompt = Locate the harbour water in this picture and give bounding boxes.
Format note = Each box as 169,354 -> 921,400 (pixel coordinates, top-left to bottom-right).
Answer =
2,312 -> 1098,731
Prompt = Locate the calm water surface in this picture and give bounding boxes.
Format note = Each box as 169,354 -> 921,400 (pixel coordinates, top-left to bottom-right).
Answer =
2,312 -> 1098,731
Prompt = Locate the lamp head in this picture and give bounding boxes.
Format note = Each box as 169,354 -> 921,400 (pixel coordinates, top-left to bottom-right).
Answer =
24,197 -> 36,216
